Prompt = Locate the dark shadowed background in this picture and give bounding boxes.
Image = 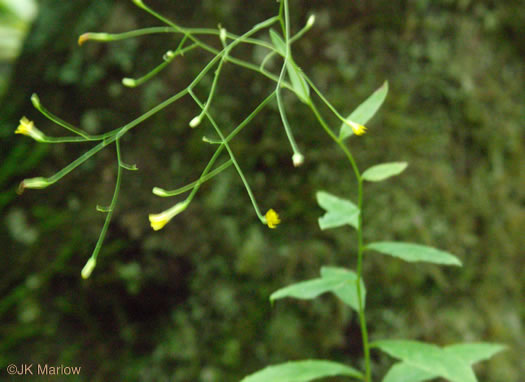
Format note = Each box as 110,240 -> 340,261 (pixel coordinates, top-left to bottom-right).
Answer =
1,0 -> 523,381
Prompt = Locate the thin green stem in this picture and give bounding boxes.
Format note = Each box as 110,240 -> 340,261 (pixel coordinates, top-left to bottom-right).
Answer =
275,0 -> 302,161
45,140 -> 109,185
134,0 -> 278,62
90,138 -> 123,264
123,43 -> 198,88
80,27 -> 175,42
306,99 -> 360,180
189,87 -> 265,222
184,139 -> 226,205
307,97 -> 371,381
42,136 -> 100,144
192,48 -> 224,124
115,88 -> 188,139
131,1 -> 298,95
32,94 -> 106,140
157,91 -> 275,197
356,177 -> 371,382
289,16 -> 315,44
126,12 -> 295,94
39,87 -> 188,186
302,74 -> 351,129
187,28 -> 274,50
35,21 -> 274,188
154,159 -> 232,197
187,47 -> 266,221
84,25 -> 275,50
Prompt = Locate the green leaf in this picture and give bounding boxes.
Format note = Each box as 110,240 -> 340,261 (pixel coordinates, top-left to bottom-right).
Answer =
444,343 -> 506,365
270,267 -> 365,311
320,267 -> 366,310
269,29 -> 286,56
269,30 -> 309,103
241,360 -> 363,382
381,343 -> 505,382
340,81 -> 388,140
383,362 -> 435,382
286,59 -> 310,103
366,242 -> 462,266
270,278 -> 347,301
373,340 -> 477,382
317,191 -> 359,231
362,162 -> 407,182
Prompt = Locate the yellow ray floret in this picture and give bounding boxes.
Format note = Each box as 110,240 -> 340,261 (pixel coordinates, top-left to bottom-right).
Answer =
148,201 -> 187,231
15,117 -> 45,142
265,209 -> 281,229
344,119 -> 367,136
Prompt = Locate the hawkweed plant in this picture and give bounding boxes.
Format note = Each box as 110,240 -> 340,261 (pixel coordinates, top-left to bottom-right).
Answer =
15,0 -> 504,380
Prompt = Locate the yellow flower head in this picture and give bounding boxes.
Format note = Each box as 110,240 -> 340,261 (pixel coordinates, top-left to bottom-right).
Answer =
148,201 -> 188,231
344,119 -> 367,136
265,208 -> 281,229
15,117 -> 45,142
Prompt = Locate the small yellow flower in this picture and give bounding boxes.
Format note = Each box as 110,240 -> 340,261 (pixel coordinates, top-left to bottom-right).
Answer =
344,119 -> 367,136
265,209 -> 281,229
15,117 -> 45,142
148,201 -> 188,231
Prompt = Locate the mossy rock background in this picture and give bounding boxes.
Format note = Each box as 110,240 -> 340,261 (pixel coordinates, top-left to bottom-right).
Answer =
1,0 -> 523,381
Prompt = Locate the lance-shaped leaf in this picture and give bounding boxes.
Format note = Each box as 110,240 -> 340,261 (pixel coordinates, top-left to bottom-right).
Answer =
382,343 -> 505,382
317,191 -> 359,231
269,29 -> 286,56
366,242 -> 462,266
241,360 -> 363,382
270,267 -> 365,311
373,340 -> 477,382
269,30 -> 310,103
362,162 -> 407,182
286,59 -> 310,103
340,81 -> 388,140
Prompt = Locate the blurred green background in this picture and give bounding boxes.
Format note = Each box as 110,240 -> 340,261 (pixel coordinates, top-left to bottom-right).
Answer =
1,0 -> 523,381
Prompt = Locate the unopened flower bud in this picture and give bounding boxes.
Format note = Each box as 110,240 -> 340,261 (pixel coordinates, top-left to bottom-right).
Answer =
17,177 -> 50,194
122,78 -> 136,87
292,152 -> 304,167
307,14 -> 316,28
30,93 -> 41,108
220,27 -> 227,45
81,257 -> 97,279
189,115 -> 202,128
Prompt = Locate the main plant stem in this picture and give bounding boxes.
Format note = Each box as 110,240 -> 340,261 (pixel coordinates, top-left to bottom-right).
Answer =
356,177 -> 371,382
307,100 -> 371,381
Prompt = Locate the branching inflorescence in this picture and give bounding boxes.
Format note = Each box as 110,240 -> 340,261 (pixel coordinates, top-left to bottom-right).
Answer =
16,0 -> 362,278
15,1 -> 504,381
